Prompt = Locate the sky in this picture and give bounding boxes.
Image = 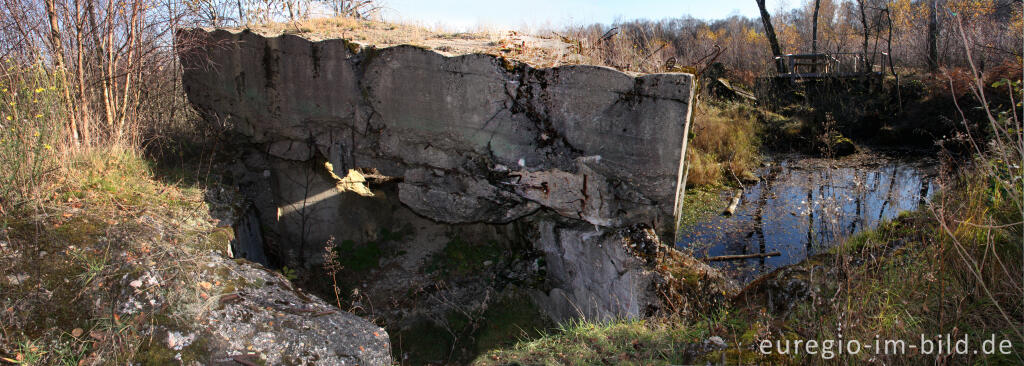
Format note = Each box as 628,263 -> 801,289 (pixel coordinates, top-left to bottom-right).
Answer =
378,0 -> 799,31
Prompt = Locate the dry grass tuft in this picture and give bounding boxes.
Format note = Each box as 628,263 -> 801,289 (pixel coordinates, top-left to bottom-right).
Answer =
686,103 -> 760,187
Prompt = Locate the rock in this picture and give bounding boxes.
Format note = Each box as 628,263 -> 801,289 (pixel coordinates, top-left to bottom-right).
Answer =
199,254 -> 391,365
6,273 -> 27,285
166,331 -> 196,351
707,336 -> 727,348
530,221 -> 663,322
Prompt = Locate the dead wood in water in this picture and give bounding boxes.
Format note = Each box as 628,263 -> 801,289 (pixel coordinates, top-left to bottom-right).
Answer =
702,252 -> 782,261
723,190 -> 743,215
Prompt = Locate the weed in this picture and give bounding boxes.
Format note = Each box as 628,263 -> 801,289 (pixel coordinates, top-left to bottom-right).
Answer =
281,266 -> 299,281
322,236 -> 344,309
70,246 -> 108,287
0,63 -> 64,211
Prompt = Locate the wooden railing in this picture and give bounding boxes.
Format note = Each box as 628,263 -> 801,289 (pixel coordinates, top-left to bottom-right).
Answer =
774,52 -> 889,78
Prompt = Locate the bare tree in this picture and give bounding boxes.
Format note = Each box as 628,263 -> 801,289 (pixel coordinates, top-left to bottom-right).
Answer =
857,0 -> 871,71
755,0 -> 786,73
318,0 -> 379,19
927,0 -> 940,70
812,0 -> 822,54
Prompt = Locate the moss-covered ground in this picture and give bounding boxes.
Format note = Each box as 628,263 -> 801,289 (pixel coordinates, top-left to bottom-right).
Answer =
0,146 -> 242,364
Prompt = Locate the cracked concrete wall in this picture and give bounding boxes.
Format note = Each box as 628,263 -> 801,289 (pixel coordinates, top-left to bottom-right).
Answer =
178,29 -> 694,321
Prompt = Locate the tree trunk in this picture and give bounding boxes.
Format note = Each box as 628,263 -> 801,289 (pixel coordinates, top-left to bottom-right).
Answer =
73,0 -> 93,146
237,0 -> 245,27
858,0 -> 871,72
811,0 -> 821,54
43,0 -> 65,72
44,0 -> 83,146
755,0 -> 786,73
927,0 -> 939,71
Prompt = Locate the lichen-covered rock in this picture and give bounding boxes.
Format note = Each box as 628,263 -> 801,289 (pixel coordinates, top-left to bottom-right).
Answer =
201,254 -> 391,365
131,253 -> 391,365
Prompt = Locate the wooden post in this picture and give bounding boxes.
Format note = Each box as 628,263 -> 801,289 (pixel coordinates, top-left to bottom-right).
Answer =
672,78 -> 697,240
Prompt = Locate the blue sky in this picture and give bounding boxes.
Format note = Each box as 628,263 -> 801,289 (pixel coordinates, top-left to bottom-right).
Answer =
378,0 -> 798,31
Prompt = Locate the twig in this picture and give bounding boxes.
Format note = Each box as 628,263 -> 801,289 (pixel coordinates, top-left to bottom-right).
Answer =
701,252 -> 781,261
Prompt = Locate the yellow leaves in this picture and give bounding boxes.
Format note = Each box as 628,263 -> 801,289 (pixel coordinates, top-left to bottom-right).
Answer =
889,0 -> 924,29
946,0 -> 996,20
743,27 -> 765,44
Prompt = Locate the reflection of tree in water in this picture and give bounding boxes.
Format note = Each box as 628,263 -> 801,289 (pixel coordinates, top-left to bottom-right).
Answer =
751,164 -> 779,271
677,154 -> 936,282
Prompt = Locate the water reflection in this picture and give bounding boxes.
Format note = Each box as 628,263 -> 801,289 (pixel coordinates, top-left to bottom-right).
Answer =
676,153 -> 936,282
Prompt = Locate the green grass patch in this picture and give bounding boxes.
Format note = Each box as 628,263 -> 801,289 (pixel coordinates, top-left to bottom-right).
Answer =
475,318 -> 720,365
474,295 -> 553,353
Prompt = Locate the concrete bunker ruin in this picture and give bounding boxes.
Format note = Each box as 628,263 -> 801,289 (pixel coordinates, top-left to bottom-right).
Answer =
178,28 -> 694,323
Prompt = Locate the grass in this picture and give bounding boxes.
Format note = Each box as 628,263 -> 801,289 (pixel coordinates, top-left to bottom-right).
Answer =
475,317 -> 743,365
687,102 -> 762,187
0,64 -> 243,363
0,145 -> 239,364
243,16 -> 575,69
390,291 -> 554,365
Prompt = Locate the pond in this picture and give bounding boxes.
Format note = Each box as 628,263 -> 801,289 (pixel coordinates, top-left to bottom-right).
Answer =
676,151 -> 937,282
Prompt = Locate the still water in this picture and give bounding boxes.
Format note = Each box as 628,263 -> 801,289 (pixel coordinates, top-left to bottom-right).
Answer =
676,152 -> 937,282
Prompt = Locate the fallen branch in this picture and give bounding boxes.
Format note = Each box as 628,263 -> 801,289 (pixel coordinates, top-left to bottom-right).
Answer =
723,190 -> 743,215
702,252 -> 781,261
